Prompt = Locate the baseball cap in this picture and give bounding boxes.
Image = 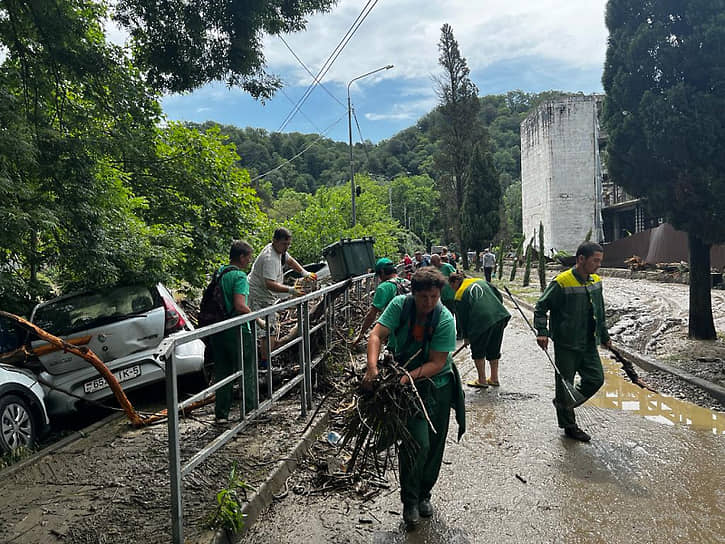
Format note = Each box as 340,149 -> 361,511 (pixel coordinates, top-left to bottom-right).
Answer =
375,257 -> 394,272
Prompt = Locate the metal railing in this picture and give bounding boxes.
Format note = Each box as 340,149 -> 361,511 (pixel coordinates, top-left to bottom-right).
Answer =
159,273 -> 376,543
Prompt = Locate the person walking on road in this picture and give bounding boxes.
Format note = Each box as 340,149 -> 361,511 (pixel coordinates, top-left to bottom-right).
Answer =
209,240 -> 257,421
430,253 -> 457,313
363,268 -> 465,529
413,250 -> 430,269
351,258 -> 410,346
482,248 -> 496,282
533,241 -> 611,442
448,273 -> 511,388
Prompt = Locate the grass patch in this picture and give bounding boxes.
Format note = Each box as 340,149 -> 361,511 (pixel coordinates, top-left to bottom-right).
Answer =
0,446 -> 33,470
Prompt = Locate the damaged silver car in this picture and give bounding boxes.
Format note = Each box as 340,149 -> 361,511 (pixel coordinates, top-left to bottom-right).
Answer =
29,284 -> 206,415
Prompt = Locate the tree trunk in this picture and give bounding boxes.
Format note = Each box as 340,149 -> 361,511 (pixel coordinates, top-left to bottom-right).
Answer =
688,232 -> 716,340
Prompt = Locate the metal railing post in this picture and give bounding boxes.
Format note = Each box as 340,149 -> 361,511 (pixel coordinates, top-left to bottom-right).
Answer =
252,322 -> 260,412
165,348 -> 183,544
265,315 -> 273,400
297,302 -> 307,417
237,325 -> 245,420
324,293 -> 330,350
303,300 -> 313,411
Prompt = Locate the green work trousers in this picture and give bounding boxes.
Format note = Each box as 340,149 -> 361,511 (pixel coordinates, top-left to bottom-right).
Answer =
210,326 -> 257,419
399,380 -> 453,506
552,344 -> 604,428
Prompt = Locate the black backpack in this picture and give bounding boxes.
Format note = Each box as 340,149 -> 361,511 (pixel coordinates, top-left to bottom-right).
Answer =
198,266 -> 239,327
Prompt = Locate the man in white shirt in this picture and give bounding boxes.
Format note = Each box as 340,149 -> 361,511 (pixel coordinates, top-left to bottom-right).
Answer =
248,228 -> 312,366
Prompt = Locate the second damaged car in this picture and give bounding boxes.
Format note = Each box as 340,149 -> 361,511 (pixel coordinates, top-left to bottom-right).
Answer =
29,284 -> 206,415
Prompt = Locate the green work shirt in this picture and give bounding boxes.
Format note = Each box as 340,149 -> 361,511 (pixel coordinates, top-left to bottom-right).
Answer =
534,267 -> 610,350
437,263 -> 457,302
372,278 -> 405,311
454,279 -> 511,338
217,265 -> 250,331
377,295 -> 456,388
439,263 -> 456,277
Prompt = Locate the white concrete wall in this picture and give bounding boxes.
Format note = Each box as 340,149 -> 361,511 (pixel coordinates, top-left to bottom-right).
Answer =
520,96 -> 597,254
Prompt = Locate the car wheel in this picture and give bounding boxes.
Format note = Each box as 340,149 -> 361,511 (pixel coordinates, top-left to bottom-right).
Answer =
0,394 -> 38,453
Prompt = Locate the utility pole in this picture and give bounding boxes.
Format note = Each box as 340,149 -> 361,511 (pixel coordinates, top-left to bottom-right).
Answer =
347,64 -> 394,227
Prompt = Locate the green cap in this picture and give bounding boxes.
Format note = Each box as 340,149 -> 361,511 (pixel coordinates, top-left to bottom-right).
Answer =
375,257 -> 394,272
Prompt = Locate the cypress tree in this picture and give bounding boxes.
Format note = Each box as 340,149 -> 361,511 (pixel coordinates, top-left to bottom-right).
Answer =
602,0 -> 725,339
461,143 -> 501,258
522,238 -> 533,287
538,222 -> 547,291
497,242 -> 504,280
510,238 -> 523,281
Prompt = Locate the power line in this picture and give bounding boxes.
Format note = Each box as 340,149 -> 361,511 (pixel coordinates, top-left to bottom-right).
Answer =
279,86 -> 324,133
352,107 -> 371,162
277,0 -> 380,132
250,113 -> 347,183
278,35 -> 346,110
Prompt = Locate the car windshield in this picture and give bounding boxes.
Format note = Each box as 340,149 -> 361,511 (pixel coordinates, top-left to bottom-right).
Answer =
33,286 -> 157,337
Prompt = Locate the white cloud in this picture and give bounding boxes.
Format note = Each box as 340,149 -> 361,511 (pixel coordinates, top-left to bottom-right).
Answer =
263,0 -> 608,87
365,111 -> 414,121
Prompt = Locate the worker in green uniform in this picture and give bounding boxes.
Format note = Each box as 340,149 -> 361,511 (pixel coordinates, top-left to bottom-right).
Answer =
448,273 -> 511,387
351,258 -> 410,346
431,253 -> 458,336
363,268 -> 465,528
534,241 -> 611,442
210,240 -> 258,421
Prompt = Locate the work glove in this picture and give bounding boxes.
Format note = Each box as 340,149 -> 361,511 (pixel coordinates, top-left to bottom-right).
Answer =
288,285 -> 305,297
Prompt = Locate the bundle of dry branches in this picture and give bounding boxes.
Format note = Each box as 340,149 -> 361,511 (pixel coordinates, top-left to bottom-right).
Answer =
335,351 -> 432,477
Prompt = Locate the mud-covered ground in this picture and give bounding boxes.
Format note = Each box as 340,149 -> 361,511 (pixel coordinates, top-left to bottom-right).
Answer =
603,276 -> 725,392
0,270 -> 723,543
0,391 -> 326,544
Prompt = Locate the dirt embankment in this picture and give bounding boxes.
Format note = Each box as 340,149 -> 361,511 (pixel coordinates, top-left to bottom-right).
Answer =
603,276 -> 725,408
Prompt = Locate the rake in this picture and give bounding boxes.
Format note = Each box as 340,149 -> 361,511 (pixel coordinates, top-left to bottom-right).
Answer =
503,286 -> 587,409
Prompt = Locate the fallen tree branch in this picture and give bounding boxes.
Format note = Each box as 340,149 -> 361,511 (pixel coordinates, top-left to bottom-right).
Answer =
0,311 -> 144,426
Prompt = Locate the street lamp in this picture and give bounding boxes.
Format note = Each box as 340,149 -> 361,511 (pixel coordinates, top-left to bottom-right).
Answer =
348,64 -> 394,226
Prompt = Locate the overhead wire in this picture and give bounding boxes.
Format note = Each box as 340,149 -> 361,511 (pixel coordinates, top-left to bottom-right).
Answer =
277,0 -> 380,132
278,35 -> 346,110
352,108 -> 371,162
252,0 -> 382,183
250,113 -> 347,183
279,86 -> 324,133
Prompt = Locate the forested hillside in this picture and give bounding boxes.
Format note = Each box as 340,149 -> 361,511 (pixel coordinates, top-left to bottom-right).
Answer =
198,89 -> 572,240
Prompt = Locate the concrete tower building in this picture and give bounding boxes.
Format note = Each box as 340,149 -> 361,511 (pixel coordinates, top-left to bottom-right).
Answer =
520,95 -> 604,255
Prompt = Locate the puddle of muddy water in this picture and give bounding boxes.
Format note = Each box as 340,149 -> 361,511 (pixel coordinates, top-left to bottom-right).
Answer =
588,356 -> 725,435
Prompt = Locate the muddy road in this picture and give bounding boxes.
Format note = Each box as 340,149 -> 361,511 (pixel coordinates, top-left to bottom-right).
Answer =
245,307 -> 725,544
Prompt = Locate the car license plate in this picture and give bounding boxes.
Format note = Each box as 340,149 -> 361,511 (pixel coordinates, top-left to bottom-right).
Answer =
83,365 -> 141,394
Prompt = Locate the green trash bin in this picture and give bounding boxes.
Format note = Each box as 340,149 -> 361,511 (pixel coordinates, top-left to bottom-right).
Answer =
322,237 -> 376,281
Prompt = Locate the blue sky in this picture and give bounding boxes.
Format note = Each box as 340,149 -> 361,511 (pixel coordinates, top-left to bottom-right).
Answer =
159,0 -> 609,143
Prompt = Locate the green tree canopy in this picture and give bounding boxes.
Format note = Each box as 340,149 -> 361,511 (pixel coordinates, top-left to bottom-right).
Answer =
114,0 -> 336,96
432,23 -> 486,263
602,0 -> 725,339
461,143 -> 501,252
